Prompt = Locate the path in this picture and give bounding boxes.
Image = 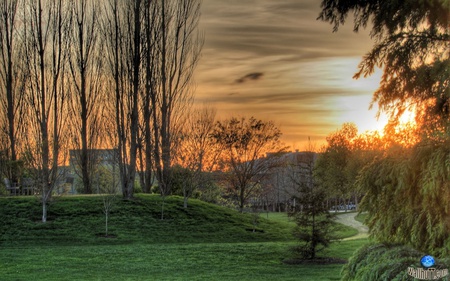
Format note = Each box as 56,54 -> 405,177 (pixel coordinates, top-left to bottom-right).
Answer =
335,212 -> 369,240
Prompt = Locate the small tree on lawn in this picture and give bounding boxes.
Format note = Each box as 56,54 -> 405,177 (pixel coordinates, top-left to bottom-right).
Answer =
288,150 -> 337,260
98,166 -> 119,237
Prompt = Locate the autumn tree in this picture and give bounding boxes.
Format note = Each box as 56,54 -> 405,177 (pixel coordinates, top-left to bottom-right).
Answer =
212,117 -> 286,212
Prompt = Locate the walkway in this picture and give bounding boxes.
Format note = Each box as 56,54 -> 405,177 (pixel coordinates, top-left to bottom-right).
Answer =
335,212 -> 369,240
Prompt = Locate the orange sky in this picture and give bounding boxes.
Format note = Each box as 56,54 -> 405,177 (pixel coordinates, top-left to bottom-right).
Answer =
194,0 -> 388,150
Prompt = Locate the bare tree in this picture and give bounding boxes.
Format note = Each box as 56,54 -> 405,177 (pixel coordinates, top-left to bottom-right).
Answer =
212,117 -> 286,212
103,0 -> 142,199
176,105 -> 219,208
22,0 -> 70,222
151,0 -> 203,197
68,0 -> 104,194
0,0 -> 27,184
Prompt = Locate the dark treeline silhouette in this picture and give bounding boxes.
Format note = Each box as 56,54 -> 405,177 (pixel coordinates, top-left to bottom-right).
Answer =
0,0 -> 202,221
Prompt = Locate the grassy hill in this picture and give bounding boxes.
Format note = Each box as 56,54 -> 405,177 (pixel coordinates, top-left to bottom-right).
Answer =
0,195 -> 365,280
0,194 -> 298,246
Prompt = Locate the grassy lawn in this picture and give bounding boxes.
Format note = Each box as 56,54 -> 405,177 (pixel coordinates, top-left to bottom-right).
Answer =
0,195 -> 368,280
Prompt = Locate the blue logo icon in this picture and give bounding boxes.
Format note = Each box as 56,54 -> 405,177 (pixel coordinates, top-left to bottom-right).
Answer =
420,255 -> 435,268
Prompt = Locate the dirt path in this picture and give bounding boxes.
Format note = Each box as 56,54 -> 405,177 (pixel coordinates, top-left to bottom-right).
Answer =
335,212 -> 369,240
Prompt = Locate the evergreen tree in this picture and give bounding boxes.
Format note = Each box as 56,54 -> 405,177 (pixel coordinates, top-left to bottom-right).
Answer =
289,151 -> 337,260
319,0 -> 449,130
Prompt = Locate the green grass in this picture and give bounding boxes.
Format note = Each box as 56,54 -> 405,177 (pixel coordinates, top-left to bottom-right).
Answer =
354,212 -> 368,224
261,211 -> 359,239
0,195 -> 368,280
0,239 -> 369,281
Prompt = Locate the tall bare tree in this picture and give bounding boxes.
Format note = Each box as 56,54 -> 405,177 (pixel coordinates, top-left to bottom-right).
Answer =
103,0 -> 142,199
0,0 -> 26,183
68,0 -> 104,194
151,0 -> 203,197
176,105 -> 220,208
22,0 -> 70,222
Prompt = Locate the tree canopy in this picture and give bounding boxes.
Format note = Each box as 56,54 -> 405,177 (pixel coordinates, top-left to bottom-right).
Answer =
319,0 -> 450,257
319,0 -> 450,131
211,116 -> 285,212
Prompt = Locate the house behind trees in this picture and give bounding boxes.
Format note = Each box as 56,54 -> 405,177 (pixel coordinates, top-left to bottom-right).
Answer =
257,151 -> 318,212
69,149 -> 120,194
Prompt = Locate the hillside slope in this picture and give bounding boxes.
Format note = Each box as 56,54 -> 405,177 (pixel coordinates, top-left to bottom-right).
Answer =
0,195 -> 294,246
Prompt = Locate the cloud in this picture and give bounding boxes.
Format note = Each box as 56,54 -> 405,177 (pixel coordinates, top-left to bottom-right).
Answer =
196,0 -> 378,148
235,72 -> 264,84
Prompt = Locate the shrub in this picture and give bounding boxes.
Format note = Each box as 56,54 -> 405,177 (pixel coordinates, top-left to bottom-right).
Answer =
341,243 -> 450,281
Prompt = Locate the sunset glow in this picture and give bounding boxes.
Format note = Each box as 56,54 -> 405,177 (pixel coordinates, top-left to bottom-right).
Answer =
196,0 -> 384,149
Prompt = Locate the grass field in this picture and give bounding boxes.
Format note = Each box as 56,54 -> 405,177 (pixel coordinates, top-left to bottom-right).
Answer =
0,195 -> 368,280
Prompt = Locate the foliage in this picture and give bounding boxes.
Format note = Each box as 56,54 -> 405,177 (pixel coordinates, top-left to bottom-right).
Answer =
357,139 -> 450,256
170,164 -> 196,208
290,199 -> 338,260
319,0 -> 450,130
289,150 -> 338,260
315,123 -> 358,205
212,116 -> 286,212
341,242 -> 450,281
315,123 -> 383,208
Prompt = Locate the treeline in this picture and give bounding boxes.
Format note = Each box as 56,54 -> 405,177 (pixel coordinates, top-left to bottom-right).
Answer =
317,121 -> 450,256
317,0 -> 450,259
0,0 -> 203,220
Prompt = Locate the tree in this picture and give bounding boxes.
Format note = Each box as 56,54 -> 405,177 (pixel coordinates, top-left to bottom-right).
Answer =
0,0 -> 26,184
175,106 -> 220,208
288,149 -> 337,260
318,0 -> 450,132
68,0 -> 104,194
357,139 -> 450,256
98,165 -> 119,237
103,0 -> 142,199
170,164 -> 195,208
319,0 -> 450,257
151,0 -> 203,198
211,117 -> 286,212
315,123 -> 358,210
22,0 -> 71,222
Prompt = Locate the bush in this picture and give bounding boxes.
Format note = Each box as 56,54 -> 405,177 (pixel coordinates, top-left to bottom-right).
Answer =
341,243 -> 450,281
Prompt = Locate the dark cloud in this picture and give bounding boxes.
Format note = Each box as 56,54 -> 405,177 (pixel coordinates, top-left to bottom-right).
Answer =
235,72 -> 264,84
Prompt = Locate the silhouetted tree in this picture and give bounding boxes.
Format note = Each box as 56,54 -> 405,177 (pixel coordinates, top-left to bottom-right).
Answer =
151,0 -> 203,198
23,0 -> 71,222
68,0 -> 104,194
319,0 -> 449,132
0,0 -> 23,171
212,117 -> 286,212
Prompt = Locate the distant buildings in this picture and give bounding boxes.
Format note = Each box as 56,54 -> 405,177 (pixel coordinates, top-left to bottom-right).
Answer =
68,148 -> 120,194
253,150 -> 318,212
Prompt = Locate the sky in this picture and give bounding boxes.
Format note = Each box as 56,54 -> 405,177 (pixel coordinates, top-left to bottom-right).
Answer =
194,0 -> 387,150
